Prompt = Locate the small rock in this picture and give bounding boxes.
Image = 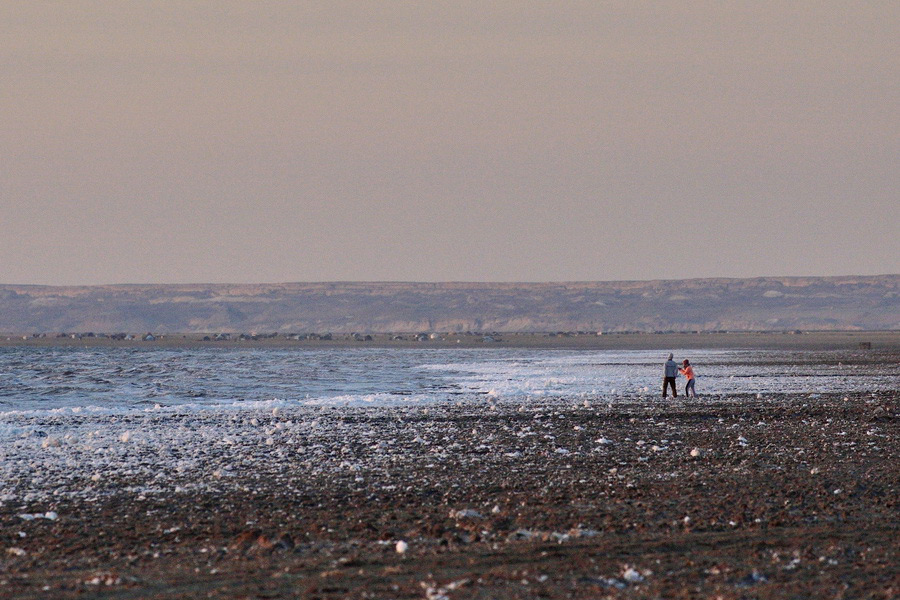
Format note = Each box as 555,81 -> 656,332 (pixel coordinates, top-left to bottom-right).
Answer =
451,509 -> 485,520
275,534 -> 295,550
508,529 -> 534,541
229,530 -> 262,552
736,570 -> 768,587
580,575 -> 626,589
395,540 -> 408,554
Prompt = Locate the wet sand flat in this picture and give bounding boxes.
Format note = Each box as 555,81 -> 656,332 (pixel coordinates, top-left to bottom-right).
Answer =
1,350 -> 898,598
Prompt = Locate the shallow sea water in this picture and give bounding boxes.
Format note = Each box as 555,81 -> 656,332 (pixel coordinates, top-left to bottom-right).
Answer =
0,347 -> 896,416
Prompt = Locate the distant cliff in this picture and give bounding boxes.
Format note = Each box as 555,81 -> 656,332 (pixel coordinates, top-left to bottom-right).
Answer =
0,276 -> 897,333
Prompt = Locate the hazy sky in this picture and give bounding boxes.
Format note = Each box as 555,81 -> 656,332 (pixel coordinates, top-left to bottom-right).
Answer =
2,2 -> 898,285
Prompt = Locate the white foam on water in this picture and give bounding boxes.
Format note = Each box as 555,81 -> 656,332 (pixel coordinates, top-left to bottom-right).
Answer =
1,347 -> 896,419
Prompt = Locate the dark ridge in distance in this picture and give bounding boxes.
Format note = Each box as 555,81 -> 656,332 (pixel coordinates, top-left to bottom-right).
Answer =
0,275 -> 897,334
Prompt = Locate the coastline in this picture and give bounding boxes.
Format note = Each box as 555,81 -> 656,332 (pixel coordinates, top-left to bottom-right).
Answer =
1,354 -> 897,598
2,330 -> 899,351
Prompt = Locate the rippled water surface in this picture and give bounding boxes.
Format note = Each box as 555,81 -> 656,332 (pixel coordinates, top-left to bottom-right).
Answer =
1,347 -> 896,415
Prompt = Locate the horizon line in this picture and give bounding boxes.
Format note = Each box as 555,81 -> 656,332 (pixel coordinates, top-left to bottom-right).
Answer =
2,273 -> 898,288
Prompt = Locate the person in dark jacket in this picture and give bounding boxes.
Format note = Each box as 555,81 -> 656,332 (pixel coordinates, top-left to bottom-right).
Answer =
663,353 -> 679,398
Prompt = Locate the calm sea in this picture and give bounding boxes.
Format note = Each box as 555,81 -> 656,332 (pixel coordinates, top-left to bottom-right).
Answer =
1,347 -> 895,416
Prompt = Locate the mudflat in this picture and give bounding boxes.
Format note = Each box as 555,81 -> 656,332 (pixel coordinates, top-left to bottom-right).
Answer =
1,349 -> 897,599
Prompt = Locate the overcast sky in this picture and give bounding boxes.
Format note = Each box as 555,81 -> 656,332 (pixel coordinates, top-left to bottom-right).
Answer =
2,2 -> 897,285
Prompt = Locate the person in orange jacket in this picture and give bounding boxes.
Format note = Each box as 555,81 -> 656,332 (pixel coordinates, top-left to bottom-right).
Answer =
679,359 -> 697,398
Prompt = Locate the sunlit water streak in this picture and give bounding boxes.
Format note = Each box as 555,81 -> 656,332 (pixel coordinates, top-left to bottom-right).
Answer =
0,347 -> 896,416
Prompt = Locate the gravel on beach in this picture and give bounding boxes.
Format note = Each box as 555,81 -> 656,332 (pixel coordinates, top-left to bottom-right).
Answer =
2,382 -> 898,598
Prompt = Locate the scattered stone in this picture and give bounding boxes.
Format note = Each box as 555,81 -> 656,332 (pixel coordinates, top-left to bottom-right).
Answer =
229,530 -> 262,552
451,509 -> 484,520
735,570 -> 768,587
579,575 -> 626,589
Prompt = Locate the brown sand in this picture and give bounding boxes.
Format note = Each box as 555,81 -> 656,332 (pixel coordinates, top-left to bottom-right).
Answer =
3,382 -> 898,598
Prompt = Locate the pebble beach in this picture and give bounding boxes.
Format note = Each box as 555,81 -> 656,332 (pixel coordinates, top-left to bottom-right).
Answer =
1,343 -> 897,598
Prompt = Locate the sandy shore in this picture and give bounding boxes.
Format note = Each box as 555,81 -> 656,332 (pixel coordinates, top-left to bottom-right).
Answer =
2,350 -> 898,599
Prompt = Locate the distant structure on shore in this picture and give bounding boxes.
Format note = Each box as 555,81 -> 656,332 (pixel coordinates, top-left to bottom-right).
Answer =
0,275 -> 897,334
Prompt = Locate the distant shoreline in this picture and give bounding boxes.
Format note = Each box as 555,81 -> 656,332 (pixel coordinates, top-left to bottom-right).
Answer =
3,276 -> 897,334
2,330 -> 898,351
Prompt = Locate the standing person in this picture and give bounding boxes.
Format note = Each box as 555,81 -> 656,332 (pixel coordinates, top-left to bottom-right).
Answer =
663,353 -> 679,398
680,359 -> 697,398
